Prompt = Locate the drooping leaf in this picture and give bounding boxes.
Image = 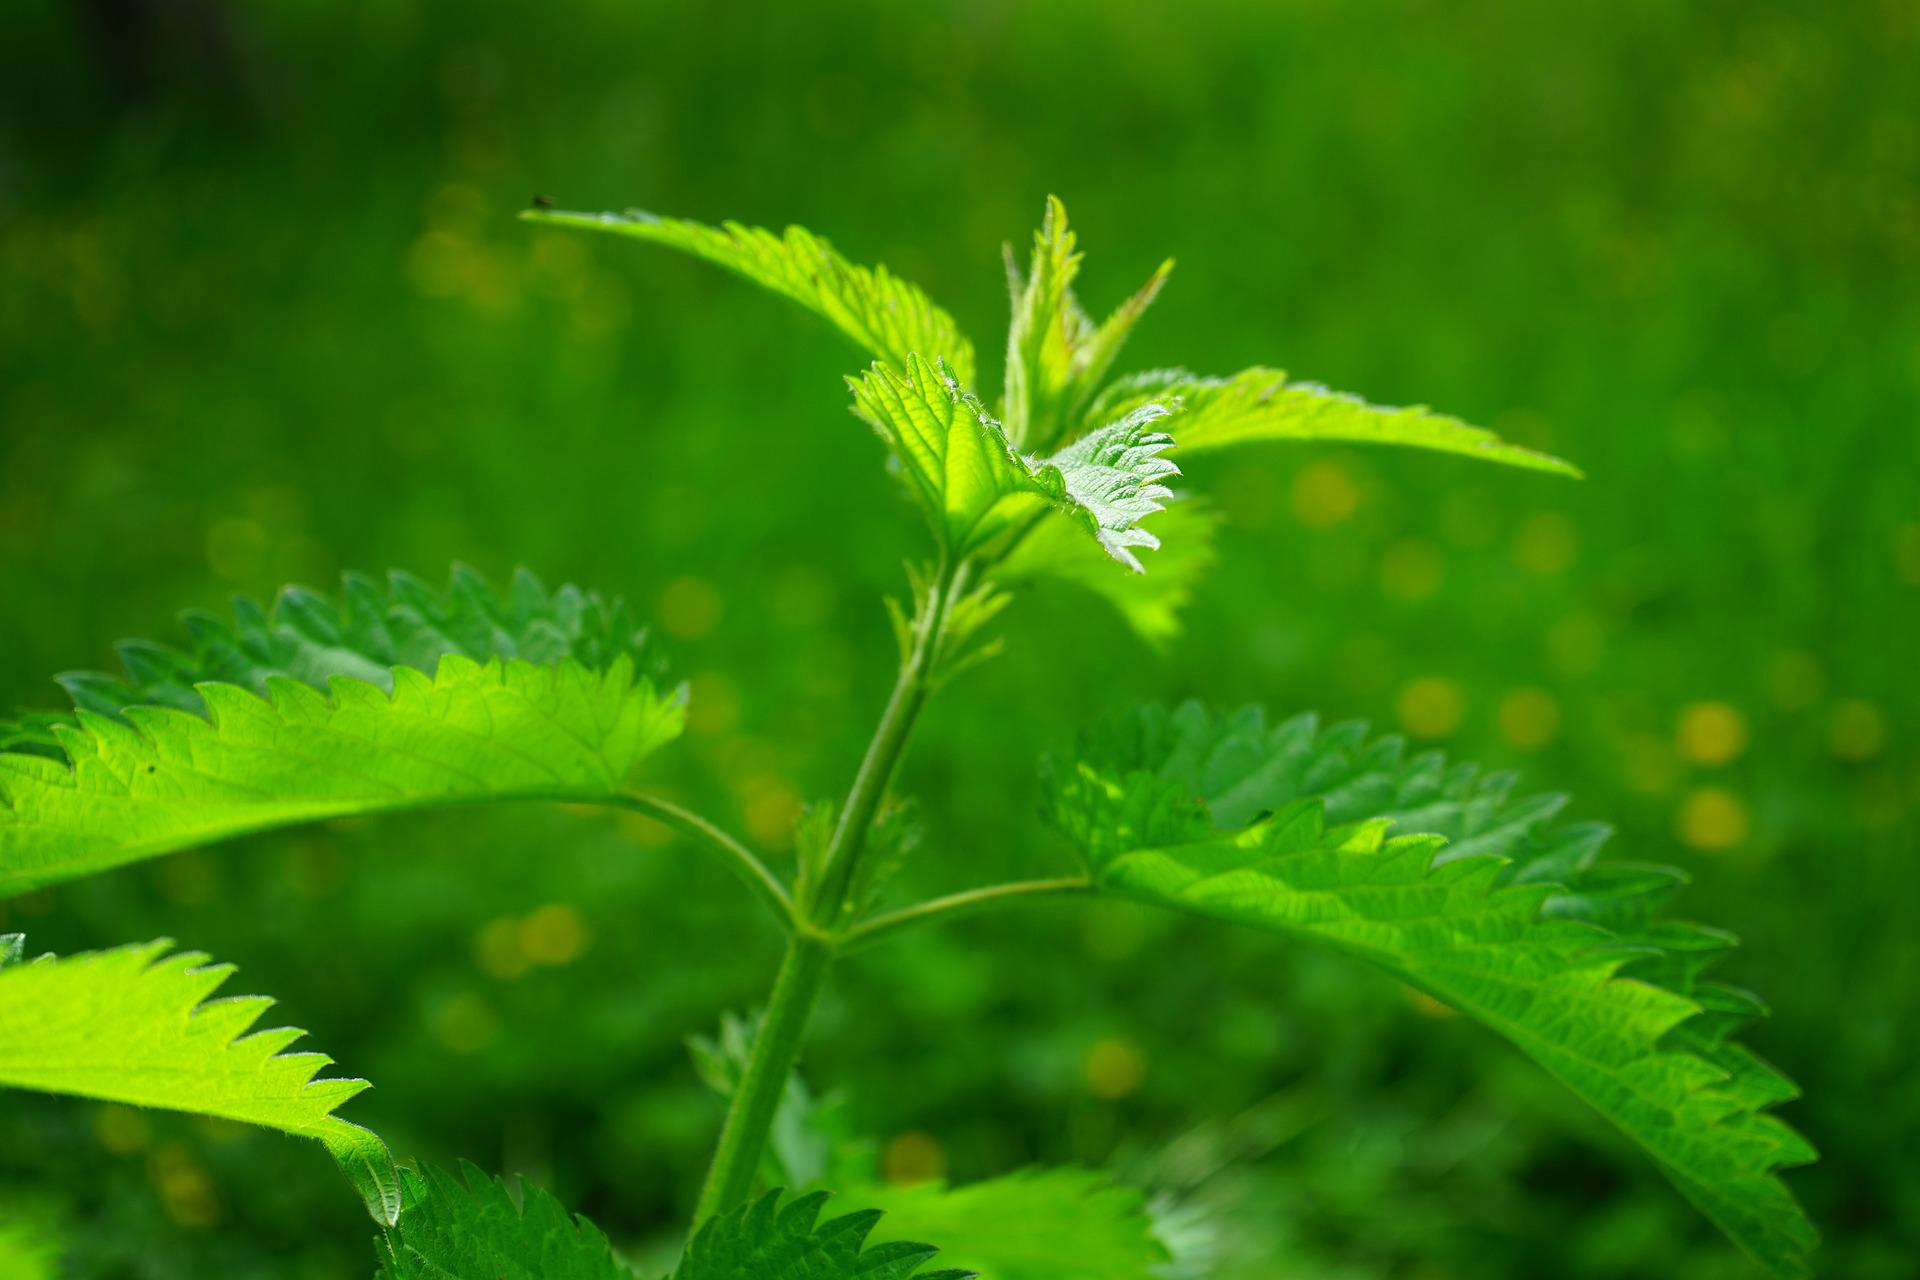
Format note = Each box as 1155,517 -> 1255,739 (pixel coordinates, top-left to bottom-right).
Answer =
673,1189 -> 971,1280
0,565 -> 646,760
849,357 -> 1177,570
0,651 -> 683,898
859,1167 -> 1169,1280
998,499 -> 1220,646
1091,367 -> 1582,476
376,1161 -> 629,1280
1002,197 -> 1172,452
1043,704 -> 1816,1278
525,207 -> 975,384
0,938 -> 399,1224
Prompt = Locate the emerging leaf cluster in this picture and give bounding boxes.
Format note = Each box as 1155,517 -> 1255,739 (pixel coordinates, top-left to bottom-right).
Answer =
526,196 -> 1575,644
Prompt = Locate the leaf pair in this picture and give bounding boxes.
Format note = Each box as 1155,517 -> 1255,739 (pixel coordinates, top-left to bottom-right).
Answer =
526,197 -> 1577,645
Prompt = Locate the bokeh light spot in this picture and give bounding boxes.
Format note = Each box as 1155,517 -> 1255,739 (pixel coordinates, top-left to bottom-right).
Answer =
1676,701 -> 1749,766
1678,787 -> 1751,851
1830,699 -> 1888,761
881,1131 -> 947,1187
1084,1036 -> 1148,1100
1498,687 -> 1562,751
1290,459 -> 1361,529
1396,677 -> 1465,739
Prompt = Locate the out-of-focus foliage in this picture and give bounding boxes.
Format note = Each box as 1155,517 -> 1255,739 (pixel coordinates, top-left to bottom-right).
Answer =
0,1 -> 1912,1277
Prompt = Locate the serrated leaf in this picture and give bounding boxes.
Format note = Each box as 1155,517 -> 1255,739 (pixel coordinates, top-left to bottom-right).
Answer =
0,938 -> 399,1223
376,1161 -> 629,1280
859,1167 -> 1169,1280
674,1189 -> 971,1280
525,208 -> 975,384
1091,367 -> 1581,477
0,565 -> 647,759
849,357 -> 1177,570
1043,704 -> 1815,1278
0,651 -> 683,898
998,499 -> 1220,646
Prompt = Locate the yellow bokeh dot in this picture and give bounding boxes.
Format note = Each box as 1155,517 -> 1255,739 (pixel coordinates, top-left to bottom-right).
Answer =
1498,688 -> 1562,751
615,809 -> 676,847
1084,1036 -> 1148,1100
1676,701 -> 1749,767
283,842 -> 347,898
1290,459 -> 1361,529
1765,651 -> 1824,711
1622,733 -> 1679,796
1678,787 -> 1751,851
687,672 -> 742,737
1829,700 -> 1888,762
474,917 -> 530,980
1514,512 -> 1578,575
1396,677 -> 1465,740
658,576 -> 724,640
881,1131 -> 948,1187
434,993 -> 500,1054
96,1104 -> 153,1155
1403,987 -> 1458,1019
519,904 -> 590,967
741,778 -> 804,846
148,1143 -> 222,1228
1545,614 -> 1605,677
1895,522 -> 1920,586
1380,538 -> 1444,601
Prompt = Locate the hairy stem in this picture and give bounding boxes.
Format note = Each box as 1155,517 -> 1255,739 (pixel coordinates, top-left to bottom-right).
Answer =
616,791 -> 792,928
844,876 -> 1092,949
690,558 -> 965,1229
689,933 -> 831,1224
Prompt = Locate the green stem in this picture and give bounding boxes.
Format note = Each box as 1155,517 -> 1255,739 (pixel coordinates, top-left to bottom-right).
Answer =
689,933 -> 832,1224
616,790 -> 792,928
843,876 -> 1091,949
690,558 -> 966,1231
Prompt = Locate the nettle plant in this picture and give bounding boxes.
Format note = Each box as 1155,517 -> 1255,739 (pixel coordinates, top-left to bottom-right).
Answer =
0,199 -> 1815,1278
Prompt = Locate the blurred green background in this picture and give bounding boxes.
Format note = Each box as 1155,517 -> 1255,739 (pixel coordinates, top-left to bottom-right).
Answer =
1,0 -> 1915,1275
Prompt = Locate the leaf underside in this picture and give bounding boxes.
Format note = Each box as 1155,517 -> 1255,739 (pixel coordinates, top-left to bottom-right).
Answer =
858,1167 -> 1169,1280
0,937 -> 398,1223
1043,704 -> 1815,1278
377,1161 -> 628,1280
0,569 -> 684,898
675,1189 -> 972,1280
523,207 -> 976,385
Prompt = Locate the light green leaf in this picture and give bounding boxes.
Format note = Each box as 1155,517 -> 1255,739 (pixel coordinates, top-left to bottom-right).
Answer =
0,938 -> 399,1224
1002,197 -> 1172,451
860,1167 -> 1169,1280
850,356 -> 1041,556
674,1189 -> 971,1280
1043,705 -> 1815,1278
998,499 -> 1220,646
525,208 -> 975,384
1092,367 -> 1582,476
0,652 -> 683,897
376,1161 -> 629,1279
848,357 -> 1176,570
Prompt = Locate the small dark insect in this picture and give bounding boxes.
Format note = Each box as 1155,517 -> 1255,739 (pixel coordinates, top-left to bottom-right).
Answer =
530,195 -> 555,209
